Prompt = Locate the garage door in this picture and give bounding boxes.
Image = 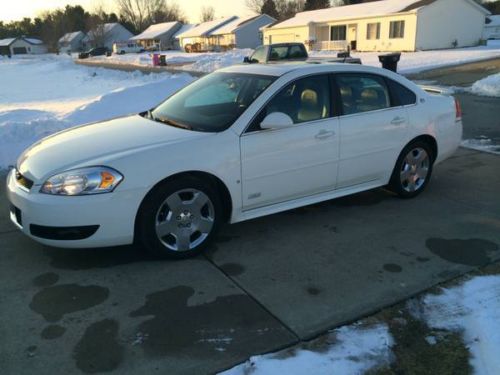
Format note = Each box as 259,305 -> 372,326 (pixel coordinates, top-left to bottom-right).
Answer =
13,47 -> 27,54
270,34 -> 295,43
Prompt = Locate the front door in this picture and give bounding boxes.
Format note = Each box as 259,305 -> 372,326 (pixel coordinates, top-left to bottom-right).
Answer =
241,74 -> 340,210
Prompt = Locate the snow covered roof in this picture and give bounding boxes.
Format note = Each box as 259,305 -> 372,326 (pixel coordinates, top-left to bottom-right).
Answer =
0,38 -> 17,46
59,31 -> 84,43
269,0 -> 435,29
486,15 -> 500,27
130,22 -> 180,40
176,16 -> 238,38
24,38 -> 44,45
210,14 -> 274,35
173,24 -> 196,39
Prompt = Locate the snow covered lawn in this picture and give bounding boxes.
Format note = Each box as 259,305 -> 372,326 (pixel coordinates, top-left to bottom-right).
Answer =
222,273 -> 500,375
311,44 -> 500,74
0,55 -> 194,170
222,324 -> 394,375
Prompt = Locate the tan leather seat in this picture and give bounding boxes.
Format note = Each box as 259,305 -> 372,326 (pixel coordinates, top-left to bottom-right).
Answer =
340,86 -> 355,114
297,89 -> 322,122
358,88 -> 385,112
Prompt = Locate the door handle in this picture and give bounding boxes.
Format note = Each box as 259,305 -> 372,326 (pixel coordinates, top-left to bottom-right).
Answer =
391,116 -> 406,125
315,129 -> 335,140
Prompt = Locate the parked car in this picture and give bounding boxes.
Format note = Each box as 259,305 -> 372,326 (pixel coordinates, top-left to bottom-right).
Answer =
78,47 -> 109,59
112,41 -> 143,55
7,63 -> 462,259
244,43 -> 362,65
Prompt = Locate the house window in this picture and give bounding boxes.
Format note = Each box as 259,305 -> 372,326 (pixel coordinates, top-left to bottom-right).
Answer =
389,21 -> 405,39
366,23 -> 380,40
330,25 -> 347,41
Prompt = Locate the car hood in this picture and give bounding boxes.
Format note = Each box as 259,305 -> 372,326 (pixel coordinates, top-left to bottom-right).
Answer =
18,115 -> 209,183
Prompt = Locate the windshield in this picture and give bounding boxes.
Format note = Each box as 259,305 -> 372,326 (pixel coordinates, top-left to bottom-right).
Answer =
149,72 -> 276,132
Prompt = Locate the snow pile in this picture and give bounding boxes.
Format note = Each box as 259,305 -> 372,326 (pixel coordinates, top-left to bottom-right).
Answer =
461,138 -> 500,155
0,55 -> 194,169
182,49 -> 252,73
415,276 -> 500,375
471,73 -> 500,97
221,324 -> 393,375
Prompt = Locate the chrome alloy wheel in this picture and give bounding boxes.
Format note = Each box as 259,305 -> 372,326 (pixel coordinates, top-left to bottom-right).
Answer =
400,147 -> 430,193
155,189 -> 215,252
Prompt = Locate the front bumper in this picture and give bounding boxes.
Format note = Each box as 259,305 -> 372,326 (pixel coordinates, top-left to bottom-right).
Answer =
6,169 -> 143,248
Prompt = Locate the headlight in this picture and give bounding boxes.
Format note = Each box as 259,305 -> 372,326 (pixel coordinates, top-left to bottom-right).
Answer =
40,167 -> 123,196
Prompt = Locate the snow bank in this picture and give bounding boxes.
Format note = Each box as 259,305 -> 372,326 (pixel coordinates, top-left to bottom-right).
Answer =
471,73 -> 500,97
182,49 -> 252,73
0,55 -> 195,169
95,49 -> 251,71
221,324 -> 393,375
415,276 -> 500,375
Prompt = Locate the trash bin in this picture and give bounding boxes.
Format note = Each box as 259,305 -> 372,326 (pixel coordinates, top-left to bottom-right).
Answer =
152,53 -> 160,66
159,54 -> 167,66
378,53 -> 401,72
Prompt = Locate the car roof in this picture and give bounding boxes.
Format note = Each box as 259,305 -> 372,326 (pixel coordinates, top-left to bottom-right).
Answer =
219,62 -> 387,78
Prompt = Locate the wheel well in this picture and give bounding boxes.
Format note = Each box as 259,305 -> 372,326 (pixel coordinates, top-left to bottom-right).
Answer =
133,171 -> 233,242
408,135 -> 438,161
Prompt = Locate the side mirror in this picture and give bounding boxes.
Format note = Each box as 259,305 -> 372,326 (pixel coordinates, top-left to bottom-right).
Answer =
243,56 -> 251,63
260,112 -> 294,130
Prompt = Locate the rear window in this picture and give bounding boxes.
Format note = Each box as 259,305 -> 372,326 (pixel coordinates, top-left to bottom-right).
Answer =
386,79 -> 417,106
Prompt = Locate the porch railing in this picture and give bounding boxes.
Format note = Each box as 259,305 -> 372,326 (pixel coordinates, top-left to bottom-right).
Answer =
313,40 -> 349,51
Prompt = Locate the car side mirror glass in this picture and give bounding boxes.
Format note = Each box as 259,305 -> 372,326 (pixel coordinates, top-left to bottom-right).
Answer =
260,112 -> 294,130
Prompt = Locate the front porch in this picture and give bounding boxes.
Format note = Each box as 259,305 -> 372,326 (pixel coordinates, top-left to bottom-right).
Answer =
311,23 -> 358,52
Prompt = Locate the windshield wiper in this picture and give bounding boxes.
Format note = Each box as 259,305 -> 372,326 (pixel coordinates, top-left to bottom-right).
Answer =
148,112 -> 192,130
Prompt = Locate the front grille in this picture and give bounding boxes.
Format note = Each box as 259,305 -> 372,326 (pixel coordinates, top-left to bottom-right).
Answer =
15,170 -> 34,190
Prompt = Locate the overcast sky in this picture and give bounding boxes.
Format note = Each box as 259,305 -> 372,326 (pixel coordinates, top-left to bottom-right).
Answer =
0,0 -> 254,23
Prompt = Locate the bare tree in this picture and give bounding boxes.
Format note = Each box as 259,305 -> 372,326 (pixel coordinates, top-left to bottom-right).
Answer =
245,0 -> 305,21
200,6 -> 215,22
87,4 -> 109,48
116,0 -> 183,31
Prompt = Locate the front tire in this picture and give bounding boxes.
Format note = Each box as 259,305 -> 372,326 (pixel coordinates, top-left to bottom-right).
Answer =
388,141 -> 434,199
137,176 -> 222,259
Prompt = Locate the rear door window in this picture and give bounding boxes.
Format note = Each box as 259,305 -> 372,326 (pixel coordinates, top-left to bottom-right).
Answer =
386,79 -> 417,106
336,74 -> 391,115
288,45 -> 307,58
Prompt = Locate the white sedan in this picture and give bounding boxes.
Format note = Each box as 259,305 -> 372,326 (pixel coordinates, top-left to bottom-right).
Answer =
7,63 -> 462,258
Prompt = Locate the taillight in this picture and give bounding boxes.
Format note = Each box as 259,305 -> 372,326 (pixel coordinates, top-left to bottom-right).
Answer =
455,98 -> 462,121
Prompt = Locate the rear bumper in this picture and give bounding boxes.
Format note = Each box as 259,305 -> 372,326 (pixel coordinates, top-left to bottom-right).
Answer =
6,169 -> 144,248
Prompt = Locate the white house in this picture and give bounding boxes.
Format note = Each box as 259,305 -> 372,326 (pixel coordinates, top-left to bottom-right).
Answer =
263,0 -> 490,52
130,21 -> 182,50
208,14 -> 276,49
176,16 -> 238,51
0,37 -> 48,55
172,24 -> 197,50
87,23 -> 134,49
484,15 -> 500,40
58,31 -> 88,53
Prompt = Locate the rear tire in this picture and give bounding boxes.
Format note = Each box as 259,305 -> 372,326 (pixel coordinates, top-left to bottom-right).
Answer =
137,176 -> 222,259
388,141 -> 434,199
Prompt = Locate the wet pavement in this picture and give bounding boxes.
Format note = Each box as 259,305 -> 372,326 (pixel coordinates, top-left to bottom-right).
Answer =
1,146 -> 499,374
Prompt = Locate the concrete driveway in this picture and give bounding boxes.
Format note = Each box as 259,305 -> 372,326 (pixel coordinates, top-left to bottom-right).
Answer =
1,146 -> 499,375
